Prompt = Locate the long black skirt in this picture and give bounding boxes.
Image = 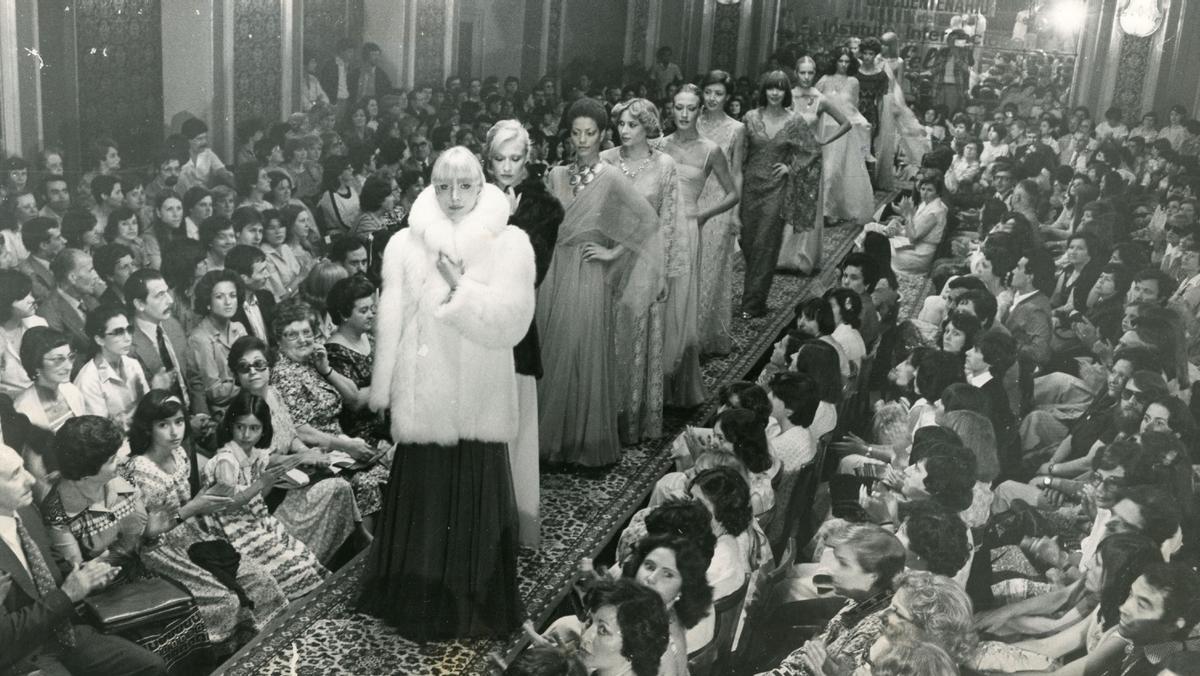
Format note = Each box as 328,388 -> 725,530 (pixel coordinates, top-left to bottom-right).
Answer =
357,440 -> 524,640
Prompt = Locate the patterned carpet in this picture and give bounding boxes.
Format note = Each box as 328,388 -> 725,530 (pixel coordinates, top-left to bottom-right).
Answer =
216,216 -> 878,676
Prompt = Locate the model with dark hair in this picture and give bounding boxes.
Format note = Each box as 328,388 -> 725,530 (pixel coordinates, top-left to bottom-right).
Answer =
696,70 -> 746,355
537,98 -> 661,467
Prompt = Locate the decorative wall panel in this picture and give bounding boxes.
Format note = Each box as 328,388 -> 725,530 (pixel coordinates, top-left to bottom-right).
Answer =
711,2 -> 741,73
521,0 -> 544,84
413,0 -> 447,85
302,0 -> 364,59
546,0 -> 564,75
74,0 -> 162,167
628,0 -> 651,66
1112,35 -> 1152,125
234,0 -> 283,127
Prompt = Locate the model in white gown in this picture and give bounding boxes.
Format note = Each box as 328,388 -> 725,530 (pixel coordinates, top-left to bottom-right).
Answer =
815,71 -> 876,225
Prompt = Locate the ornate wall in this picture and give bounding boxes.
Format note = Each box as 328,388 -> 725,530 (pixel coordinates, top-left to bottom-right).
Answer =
413,0 -> 447,85
302,0 -> 364,59
1110,35 -> 1152,121
74,0 -> 163,166
711,2 -> 742,73
545,0 -> 564,76
234,0 -> 283,129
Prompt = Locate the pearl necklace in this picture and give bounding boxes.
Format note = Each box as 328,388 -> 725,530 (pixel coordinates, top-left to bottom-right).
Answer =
619,148 -> 654,180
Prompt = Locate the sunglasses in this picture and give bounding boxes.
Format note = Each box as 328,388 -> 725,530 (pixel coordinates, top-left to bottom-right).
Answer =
235,360 -> 270,375
104,326 -> 131,337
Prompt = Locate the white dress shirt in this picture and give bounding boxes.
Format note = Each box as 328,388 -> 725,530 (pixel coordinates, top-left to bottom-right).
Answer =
0,513 -> 30,575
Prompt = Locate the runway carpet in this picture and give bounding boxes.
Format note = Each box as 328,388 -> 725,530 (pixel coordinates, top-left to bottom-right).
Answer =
216,217 -> 876,676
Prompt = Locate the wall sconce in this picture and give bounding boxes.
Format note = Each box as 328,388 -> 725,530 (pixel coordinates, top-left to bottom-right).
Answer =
1119,0 -> 1163,36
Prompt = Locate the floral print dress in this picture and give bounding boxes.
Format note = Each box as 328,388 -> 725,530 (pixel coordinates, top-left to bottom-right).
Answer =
271,355 -> 390,516
119,448 -> 287,647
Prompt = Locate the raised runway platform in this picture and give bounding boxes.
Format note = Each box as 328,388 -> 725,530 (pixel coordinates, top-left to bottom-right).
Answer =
217,210 -> 880,676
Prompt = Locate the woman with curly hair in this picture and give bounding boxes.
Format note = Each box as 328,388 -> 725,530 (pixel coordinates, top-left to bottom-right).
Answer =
714,407 -> 777,519
184,269 -> 247,416
622,534 -> 714,675
536,98 -> 661,467
688,466 -> 769,624
579,579 -> 670,676
764,524 -> 906,675
826,288 -> 866,372
939,309 -> 981,355
601,97 -> 679,444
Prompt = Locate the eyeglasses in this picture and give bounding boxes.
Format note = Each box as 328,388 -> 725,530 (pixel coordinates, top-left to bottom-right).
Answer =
104,326 -> 131,337
1088,474 -> 1126,490
1121,388 -> 1146,402
43,352 -> 76,366
282,329 -> 314,342
235,360 -> 270,375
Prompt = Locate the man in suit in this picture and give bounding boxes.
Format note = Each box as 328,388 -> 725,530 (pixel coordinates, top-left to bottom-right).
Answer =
1001,250 -> 1054,369
319,39 -> 357,116
226,246 -> 276,347
980,162 -> 1017,232
124,270 -> 195,413
17,217 -> 65,303
0,443 -> 167,675
38,249 -> 103,359
965,328 -> 1020,479
349,42 -> 394,101
400,134 -> 434,180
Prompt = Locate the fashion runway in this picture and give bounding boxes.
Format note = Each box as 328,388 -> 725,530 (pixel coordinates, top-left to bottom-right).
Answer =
216,205 -> 884,675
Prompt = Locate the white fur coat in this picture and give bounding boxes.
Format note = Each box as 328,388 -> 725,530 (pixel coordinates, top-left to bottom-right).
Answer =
370,182 -> 536,445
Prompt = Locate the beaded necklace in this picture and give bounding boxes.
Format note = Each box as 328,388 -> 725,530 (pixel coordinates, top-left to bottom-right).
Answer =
619,147 -> 654,181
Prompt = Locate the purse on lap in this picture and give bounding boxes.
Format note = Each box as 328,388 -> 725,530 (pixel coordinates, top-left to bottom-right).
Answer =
81,576 -> 196,633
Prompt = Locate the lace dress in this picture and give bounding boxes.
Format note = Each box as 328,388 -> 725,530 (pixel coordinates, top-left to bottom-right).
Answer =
202,442 -> 328,600
696,114 -> 745,354
119,448 -> 287,647
325,340 -> 387,442
600,147 -> 677,443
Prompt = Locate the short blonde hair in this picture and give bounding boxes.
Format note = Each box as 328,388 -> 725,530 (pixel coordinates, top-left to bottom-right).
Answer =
484,119 -> 530,159
610,98 -> 662,138
430,146 -> 484,186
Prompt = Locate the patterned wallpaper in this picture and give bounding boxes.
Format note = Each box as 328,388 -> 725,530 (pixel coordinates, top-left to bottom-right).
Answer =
234,0 -> 283,127
711,2 -> 742,74
628,0 -> 650,66
546,0 -> 564,76
1112,35 -> 1152,125
74,0 -> 163,167
302,0 -> 364,59
414,0 -> 447,86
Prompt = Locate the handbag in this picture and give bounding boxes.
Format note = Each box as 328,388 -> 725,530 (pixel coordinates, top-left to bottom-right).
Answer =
82,576 -> 196,634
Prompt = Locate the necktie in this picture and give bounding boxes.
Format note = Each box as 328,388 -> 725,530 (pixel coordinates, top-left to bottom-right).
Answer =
156,325 -> 174,372
16,519 -> 76,648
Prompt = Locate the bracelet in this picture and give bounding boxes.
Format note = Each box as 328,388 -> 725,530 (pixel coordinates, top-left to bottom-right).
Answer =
318,368 -> 332,378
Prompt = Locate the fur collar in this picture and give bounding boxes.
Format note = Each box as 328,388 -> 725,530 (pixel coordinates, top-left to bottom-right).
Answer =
408,183 -> 510,260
